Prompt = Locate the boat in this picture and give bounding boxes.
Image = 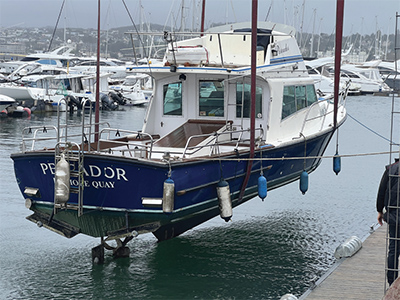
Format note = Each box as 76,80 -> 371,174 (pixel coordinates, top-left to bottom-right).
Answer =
68,57 -> 132,83
0,94 -> 16,112
340,63 -> 391,94
10,15 -> 347,258
0,76 -> 49,102
4,62 -> 68,82
0,44 -> 76,75
109,74 -> 152,106
0,72 -> 119,112
306,58 -> 360,96
364,60 -> 400,92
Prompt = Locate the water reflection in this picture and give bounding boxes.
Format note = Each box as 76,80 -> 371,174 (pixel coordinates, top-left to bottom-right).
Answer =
1,211 -> 335,299
89,212 -> 335,299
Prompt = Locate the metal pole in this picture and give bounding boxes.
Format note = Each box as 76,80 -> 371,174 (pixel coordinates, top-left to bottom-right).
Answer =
200,0 -> 206,36
250,0 -> 257,154
95,0 -> 100,142
238,0 -> 257,203
333,0 -> 344,130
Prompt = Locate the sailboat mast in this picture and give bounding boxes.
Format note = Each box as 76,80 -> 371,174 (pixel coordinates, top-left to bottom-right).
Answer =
95,0 -> 101,141
250,0 -> 257,154
200,0 -> 206,36
333,0 -> 344,130
238,0 -> 257,203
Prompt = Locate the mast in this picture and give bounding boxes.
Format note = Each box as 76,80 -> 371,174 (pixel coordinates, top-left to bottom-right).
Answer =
333,0 -> 345,130
238,0 -> 257,203
250,0 -> 257,158
200,0 -> 206,36
310,8 -> 316,57
95,0 -> 100,141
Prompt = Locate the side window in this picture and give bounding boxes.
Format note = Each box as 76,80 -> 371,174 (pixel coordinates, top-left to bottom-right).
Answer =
306,85 -> 318,106
295,86 -> 307,110
163,82 -> 182,116
199,80 -> 224,117
236,82 -> 263,118
282,86 -> 296,119
282,84 -> 318,119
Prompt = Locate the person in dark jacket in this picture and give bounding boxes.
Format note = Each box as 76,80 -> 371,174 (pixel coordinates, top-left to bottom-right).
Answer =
377,158 -> 400,285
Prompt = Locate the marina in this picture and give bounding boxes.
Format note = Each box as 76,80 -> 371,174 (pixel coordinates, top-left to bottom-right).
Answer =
7,0 -> 348,265
0,0 -> 399,299
0,95 -> 395,299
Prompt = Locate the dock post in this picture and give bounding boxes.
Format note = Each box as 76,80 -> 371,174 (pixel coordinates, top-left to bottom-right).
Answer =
92,244 -> 104,264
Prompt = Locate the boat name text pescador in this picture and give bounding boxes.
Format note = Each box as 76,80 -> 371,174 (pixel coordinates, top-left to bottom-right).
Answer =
40,163 -> 128,189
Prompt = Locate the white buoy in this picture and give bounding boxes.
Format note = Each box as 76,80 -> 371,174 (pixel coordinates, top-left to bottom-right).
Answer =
217,180 -> 232,222
334,236 -> 362,259
280,294 -> 298,300
54,154 -> 70,204
162,177 -> 175,213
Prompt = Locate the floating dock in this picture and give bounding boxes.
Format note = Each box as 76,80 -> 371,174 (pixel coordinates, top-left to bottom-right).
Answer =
300,224 -> 387,300
373,92 -> 400,97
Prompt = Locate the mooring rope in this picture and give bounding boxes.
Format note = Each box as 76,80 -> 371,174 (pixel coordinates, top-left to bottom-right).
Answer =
184,150 -> 396,162
348,112 -> 394,144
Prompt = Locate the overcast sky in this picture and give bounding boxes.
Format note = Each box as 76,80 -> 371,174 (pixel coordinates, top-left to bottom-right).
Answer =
0,0 -> 399,36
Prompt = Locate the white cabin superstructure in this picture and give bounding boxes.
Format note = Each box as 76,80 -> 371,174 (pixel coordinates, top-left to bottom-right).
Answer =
129,22 -> 341,159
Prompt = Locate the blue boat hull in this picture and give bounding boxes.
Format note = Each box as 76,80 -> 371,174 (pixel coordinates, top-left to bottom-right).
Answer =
11,130 -> 333,241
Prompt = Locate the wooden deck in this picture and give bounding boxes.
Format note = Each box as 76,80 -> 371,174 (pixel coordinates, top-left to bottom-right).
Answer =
301,224 -> 388,300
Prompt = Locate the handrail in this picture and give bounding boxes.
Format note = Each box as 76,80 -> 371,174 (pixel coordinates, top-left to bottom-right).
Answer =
96,126 -> 265,159
299,98 -> 332,135
81,98 -> 94,147
182,127 -> 264,158
22,125 -> 58,152
97,128 -> 155,157
56,97 -> 67,143
21,122 -> 111,152
299,85 -> 348,136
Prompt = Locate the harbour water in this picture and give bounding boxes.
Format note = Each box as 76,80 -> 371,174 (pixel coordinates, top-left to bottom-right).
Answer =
0,95 -> 393,299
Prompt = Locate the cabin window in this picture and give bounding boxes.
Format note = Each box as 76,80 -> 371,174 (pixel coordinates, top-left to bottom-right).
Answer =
236,83 -> 262,118
36,59 -> 57,66
282,84 -> 318,119
306,85 -> 318,105
163,82 -> 182,116
199,80 -> 224,117
295,86 -> 307,110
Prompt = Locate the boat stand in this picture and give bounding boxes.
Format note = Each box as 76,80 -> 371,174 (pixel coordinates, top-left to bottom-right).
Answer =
92,236 -> 134,264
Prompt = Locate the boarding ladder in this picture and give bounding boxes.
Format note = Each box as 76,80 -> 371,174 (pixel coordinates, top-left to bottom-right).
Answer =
384,12 -> 400,294
54,142 -> 85,216
52,98 -> 96,217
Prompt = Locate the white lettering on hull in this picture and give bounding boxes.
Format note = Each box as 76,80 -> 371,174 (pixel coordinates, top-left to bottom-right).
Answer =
40,162 -> 128,190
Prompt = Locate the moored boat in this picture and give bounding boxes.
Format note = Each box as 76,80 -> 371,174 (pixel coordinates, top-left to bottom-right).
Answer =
11,20 -> 347,258
0,94 -> 16,112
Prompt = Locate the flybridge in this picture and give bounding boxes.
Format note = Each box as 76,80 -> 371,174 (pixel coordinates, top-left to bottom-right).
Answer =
125,21 -> 302,70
